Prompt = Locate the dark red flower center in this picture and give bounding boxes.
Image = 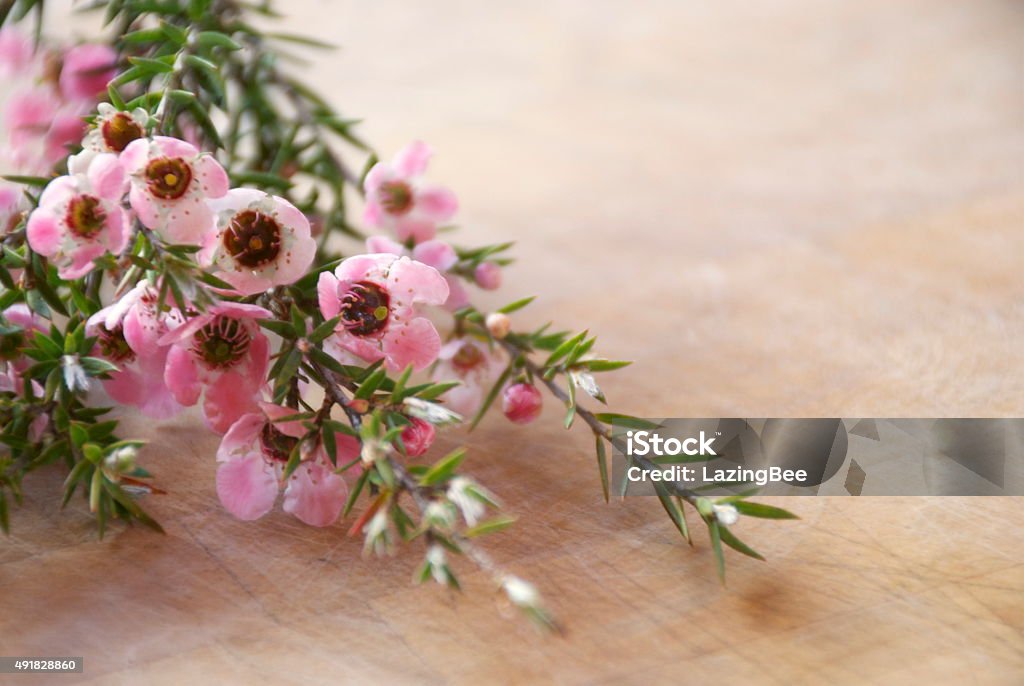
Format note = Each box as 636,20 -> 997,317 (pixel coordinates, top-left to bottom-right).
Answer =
97,324 -> 135,363
260,422 -> 298,462
379,180 -> 413,215
65,195 -> 106,239
101,113 -> 144,153
144,156 -> 192,200
339,281 -> 390,337
452,342 -> 484,372
222,210 -> 282,268
193,316 -> 250,368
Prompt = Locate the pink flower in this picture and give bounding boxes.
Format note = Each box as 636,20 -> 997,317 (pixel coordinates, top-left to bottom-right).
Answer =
317,253 -> 448,372
0,29 -> 35,76
215,403 -> 359,526
203,189 -> 316,295
363,141 -> 458,243
366,235 -> 469,311
502,383 -> 543,424
82,103 -> 147,155
5,89 -> 86,170
399,417 -> 436,458
26,152 -> 129,279
0,304 -> 43,396
121,136 -> 229,245
0,181 -> 28,236
86,283 -> 183,419
160,302 -> 272,433
59,44 -> 118,102
474,261 -> 502,290
430,337 -> 507,418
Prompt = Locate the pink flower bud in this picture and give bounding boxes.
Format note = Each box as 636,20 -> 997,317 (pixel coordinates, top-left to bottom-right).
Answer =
474,262 -> 502,290
400,417 -> 436,457
502,383 -> 543,424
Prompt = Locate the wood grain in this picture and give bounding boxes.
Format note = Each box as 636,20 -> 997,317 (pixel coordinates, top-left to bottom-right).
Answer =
2,0 -> 1023,683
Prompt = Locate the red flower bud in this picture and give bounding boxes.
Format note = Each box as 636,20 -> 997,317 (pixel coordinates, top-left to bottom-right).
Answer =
400,417 -> 436,457
502,383 -> 542,424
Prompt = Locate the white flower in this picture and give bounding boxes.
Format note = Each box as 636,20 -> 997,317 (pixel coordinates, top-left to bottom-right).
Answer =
485,312 -> 510,339
61,355 -> 90,392
446,476 -> 486,526
103,445 -> 138,475
502,575 -> 539,607
713,502 -> 740,526
403,397 -> 463,426
426,544 -> 450,585
570,370 -> 604,402
360,436 -> 389,465
363,510 -> 392,556
423,500 -> 456,531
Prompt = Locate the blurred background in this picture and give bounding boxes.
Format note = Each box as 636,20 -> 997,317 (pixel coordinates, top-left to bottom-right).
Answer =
29,0 -> 1024,417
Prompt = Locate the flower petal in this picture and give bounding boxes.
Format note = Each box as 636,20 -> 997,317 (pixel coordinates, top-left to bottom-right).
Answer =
282,461 -> 348,527
216,455 -> 279,521
392,140 -> 432,177
383,316 -> 441,372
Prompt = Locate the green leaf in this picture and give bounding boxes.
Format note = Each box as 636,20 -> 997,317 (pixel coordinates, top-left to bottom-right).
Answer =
389,365 -> 414,403
544,330 -> 587,368
230,171 -> 293,191
654,482 -> 690,544
419,448 -> 466,487
265,32 -> 338,50
289,305 -> 308,337
580,359 -> 632,372
375,457 -> 396,489
354,366 -> 387,400
127,56 -> 175,74
258,319 -> 295,338
196,31 -> 243,51
281,440 -> 303,480
104,479 -> 164,533
595,436 -> 609,503
160,21 -> 188,46
0,490 -> 9,534
342,469 -> 369,519
308,316 -> 339,344
469,366 -> 511,430
496,296 -> 535,314
1,174 -> 49,187
411,381 -> 460,401
122,28 -> 166,44
708,520 -> 726,583
463,516 -> 517,538
733,501 -> 799,520
718,526 -> 765,561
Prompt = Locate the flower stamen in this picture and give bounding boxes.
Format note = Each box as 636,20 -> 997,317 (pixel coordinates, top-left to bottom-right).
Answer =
144,156 -> 192,199
65,195 -> 106,239
340,281 -> 390,337
193,316 -> 251,368
222,210 -> 283,268
379,180 -> 413,215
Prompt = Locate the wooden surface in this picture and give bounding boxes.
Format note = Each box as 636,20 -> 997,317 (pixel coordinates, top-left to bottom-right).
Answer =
3,1 -> 1024,683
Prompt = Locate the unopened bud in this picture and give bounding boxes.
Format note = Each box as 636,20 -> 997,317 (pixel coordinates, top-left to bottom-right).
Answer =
474,262 -> 502,290
502,383 -> 543,425
347,398 -> 369,414
485,312 -> 510,339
